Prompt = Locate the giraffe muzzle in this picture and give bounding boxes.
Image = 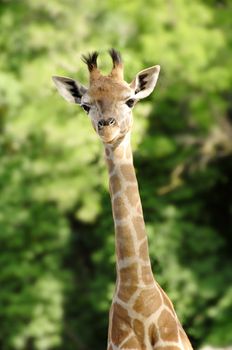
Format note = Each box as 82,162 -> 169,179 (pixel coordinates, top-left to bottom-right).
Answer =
98,118 -> 116,130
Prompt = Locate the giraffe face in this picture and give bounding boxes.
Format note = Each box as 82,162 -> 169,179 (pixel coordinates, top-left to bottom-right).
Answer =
80,76 -> 135,144
52,49 -> 160,144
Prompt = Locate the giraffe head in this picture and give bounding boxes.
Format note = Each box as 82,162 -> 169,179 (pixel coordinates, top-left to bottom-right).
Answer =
52,49 -> 160,144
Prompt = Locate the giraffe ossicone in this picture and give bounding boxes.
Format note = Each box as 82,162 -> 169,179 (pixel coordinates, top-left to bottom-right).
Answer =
53,49 -> 193,350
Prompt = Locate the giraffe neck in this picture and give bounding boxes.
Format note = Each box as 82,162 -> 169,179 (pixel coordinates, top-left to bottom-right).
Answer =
104,134 -> 154,288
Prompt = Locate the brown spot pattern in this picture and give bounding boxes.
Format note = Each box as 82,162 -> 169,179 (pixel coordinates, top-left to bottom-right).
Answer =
141,265 -> 154,285
107,159 -> 115,173
158,309 -> 179,342
116,224 -> 135,259
111,303 -> 130,344
122,336 -> 140,349
133,319 -> 145,345
110,174 -> 121,193
139,240 -> 150,261
117,286 -> 137,302
120,164 -> 136,182
148,323 -> 159,346
133,287 -> 162,317
132,216 -> 146,240
105,147 -> 110,157
113,196 -> 128,219
120,263 -> 139,285
125,185 -> 140,206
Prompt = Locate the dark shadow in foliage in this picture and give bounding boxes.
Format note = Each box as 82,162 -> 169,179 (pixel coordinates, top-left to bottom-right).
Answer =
61,191 -> 115,350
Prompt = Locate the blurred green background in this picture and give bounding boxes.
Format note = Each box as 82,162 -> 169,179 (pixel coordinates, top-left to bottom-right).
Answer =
0,0 -> 232,349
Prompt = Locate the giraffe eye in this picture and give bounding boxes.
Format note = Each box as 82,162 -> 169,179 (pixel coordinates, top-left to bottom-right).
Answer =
126,99 -> 135,108
81,104 -> 91,113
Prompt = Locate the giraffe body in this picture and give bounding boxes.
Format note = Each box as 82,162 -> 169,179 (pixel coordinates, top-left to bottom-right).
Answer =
52,49 -> 193,350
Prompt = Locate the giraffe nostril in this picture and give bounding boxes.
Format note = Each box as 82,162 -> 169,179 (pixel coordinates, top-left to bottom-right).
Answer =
108,118 -> 116,126
98,119 -> 105,129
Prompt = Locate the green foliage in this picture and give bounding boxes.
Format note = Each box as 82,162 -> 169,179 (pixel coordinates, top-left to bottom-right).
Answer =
0,0 -> 232,349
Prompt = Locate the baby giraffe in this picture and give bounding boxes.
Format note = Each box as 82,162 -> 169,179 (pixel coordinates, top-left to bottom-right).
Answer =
52,49 -> 193,350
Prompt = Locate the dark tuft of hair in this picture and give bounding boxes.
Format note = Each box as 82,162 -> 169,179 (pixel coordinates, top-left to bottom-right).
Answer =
81,51 -> 99,71
109,48 -> 122,67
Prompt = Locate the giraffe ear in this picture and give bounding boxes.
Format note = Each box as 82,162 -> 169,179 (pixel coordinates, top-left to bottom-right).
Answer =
52,76 -> 87,104
130,65 -> 160,99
